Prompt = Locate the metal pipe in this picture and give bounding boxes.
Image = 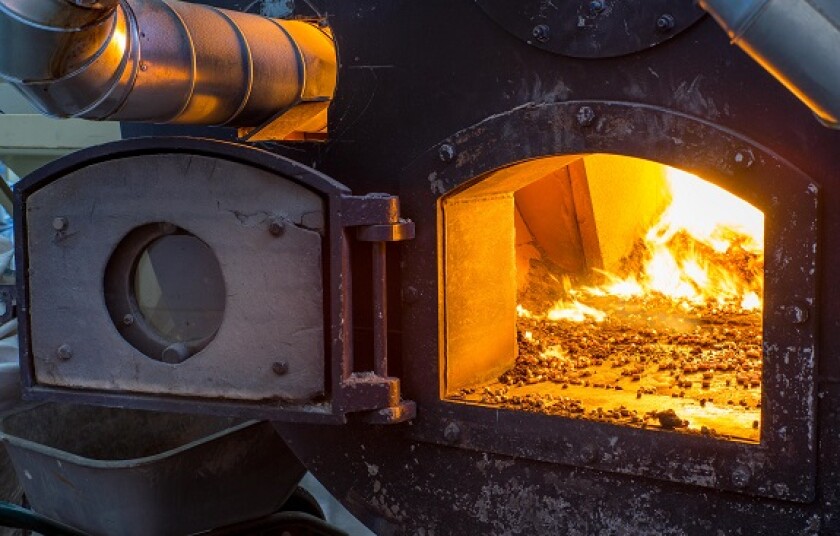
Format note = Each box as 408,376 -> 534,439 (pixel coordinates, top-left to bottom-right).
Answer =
697,0 -> 840,129
0,0 -> 336,129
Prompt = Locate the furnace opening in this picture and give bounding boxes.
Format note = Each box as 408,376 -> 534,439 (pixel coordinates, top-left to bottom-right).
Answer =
442,155 -> 764,442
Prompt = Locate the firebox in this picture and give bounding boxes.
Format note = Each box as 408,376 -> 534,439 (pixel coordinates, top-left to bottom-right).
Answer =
443,154 -> 764,442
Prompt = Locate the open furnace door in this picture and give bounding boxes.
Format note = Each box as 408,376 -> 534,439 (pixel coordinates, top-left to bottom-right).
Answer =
14,138 -> 414,424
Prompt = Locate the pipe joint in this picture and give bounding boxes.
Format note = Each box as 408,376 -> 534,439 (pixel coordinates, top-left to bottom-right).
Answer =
0,0 -> 336,134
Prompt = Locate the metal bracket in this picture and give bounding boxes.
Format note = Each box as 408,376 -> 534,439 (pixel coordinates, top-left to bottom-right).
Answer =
339,194 -> 416,424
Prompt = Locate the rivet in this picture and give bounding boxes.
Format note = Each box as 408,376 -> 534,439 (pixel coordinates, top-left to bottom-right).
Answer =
532,24 -> 551,42
786,305 -> 809,325
576,106 -> 596,127
122,314 -> 135,326
443,421 -> 461,444
438,144 -> 456,163
52,217 -> 68,231
731,465 -> 751,488
589,0 -> 605,13
580,445 -> 598,464
268,218 -> 286,237
656,14 -> 675,33
57,344 -> 73,361
272,361 -> 289,376
733,148 -> 755,168
139,61 -> 148,72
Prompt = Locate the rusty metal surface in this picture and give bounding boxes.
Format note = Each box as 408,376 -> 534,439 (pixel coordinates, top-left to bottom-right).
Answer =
26,152 -> 327,402
77,0 -> 840,532
16,138 -> 416,424
400,101 -> 818,502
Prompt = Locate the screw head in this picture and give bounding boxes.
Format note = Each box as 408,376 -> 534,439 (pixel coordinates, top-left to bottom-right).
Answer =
439,144 -> 456,163
576,106 -> 596,127
268,218 -> 286,237
532,24 -> 551,42
731,465 -> 751,488
656,14 -> 675,33
52,217 -> 68,231
272,361 -> 289,376
580,445 -> 598,464
733,148 -> 755,168
57,344 -> 73,361
161,343 -> 190,364
786,305 -> 809,325
443,421 -> 461,443
122,314 -> 135,326
589,0 -> 605,13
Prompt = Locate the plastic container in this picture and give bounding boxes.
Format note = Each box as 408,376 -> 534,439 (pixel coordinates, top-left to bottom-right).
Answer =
0,403 -> 304,536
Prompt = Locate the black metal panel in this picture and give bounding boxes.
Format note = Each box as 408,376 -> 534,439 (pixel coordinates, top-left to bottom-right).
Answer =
476,0 -> 707,58
116,0 -> 840,533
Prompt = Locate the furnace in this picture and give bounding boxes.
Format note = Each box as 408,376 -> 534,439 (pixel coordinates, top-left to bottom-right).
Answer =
443,155 -> 764,442
3,0 -> 839,532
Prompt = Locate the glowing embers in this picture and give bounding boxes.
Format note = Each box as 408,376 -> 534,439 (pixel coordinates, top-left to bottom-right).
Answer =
443,155 -> 764,442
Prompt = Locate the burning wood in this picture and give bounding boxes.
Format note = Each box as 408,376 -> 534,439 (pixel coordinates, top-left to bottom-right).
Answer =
458,166 -> 765,442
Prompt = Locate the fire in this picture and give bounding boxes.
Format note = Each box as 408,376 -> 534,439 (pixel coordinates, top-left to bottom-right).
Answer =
533,166 -> 764,320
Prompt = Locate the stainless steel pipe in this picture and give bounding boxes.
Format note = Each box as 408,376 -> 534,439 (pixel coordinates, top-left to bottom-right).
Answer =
0,0 -> 336,129
698,0 -> 840,128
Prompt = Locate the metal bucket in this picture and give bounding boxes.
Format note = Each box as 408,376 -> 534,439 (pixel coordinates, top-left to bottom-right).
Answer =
0,403 -> 304,536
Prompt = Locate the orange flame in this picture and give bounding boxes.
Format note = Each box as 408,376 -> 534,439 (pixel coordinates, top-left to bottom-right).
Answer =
534,166 -> 764,321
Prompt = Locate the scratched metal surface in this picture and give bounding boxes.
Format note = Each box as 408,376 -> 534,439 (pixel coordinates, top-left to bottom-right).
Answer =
121,1 -> 840,534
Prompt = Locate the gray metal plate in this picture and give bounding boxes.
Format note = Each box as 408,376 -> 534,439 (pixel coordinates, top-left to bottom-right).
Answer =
26,153 -> 326,402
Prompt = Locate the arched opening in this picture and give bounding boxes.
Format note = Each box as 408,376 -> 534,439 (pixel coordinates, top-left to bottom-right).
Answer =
442,154 -> 764,442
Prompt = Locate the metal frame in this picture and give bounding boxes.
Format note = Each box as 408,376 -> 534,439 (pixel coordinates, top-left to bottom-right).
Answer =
398,101 -> 818,501
15,137 -> 414,424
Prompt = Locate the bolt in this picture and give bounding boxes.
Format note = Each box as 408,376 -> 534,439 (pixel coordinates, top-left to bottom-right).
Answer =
161,343 -> 190,364
272,361 -> 289,376
576,106 -> 596,127
589,0 -> 605,13
786,305 -> 809,325
532,24 -> 550,42
52,217 -> 68,231
139,61 -> 148,72
733,148 -> 755,168
439,144 -> 456,163
443,421 -> 461,444
268,218 -> 286,237
57,344 -> 73,361
579,445 -> 598,464
122,314 -> 135,326
656,14 -> 675,33
731,465 -> 751,488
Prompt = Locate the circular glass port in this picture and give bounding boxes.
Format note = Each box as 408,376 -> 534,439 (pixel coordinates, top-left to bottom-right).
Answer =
105,223 -> 225,363
134,234 -> 225,344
